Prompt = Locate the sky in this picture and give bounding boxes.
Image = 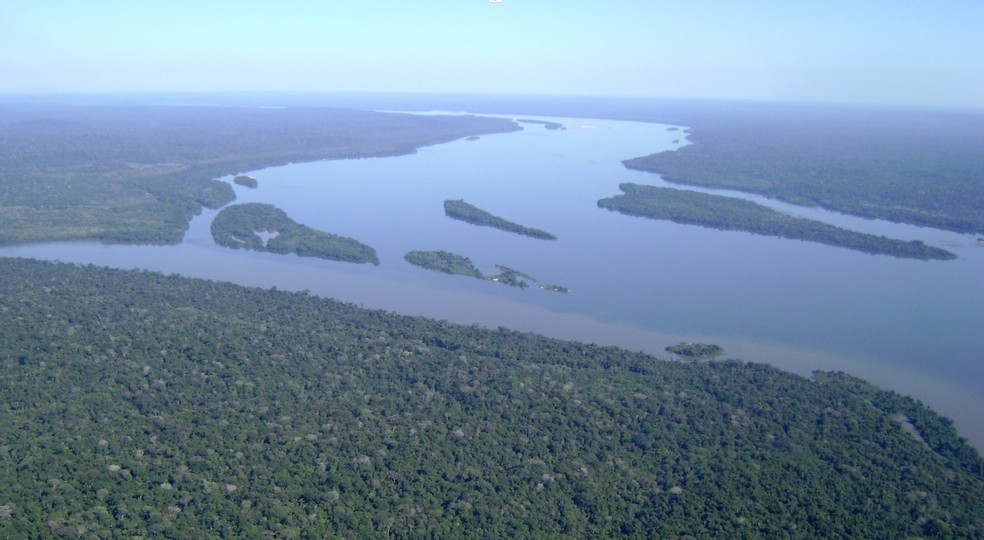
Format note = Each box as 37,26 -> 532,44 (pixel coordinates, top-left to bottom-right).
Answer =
2,0 -> 982,108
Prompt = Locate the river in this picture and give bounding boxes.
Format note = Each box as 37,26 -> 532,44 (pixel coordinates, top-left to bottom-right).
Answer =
3,112 -> 983,448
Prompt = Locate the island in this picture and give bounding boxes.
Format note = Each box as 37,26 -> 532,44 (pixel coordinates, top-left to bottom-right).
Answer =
444,199 -> 557,240
403,250 -> 484,278
517,118 -> 566,130
233,174 -> 258,188
211,202 -> 379,264
404,250 -> 567,292
666,341 -> 725,359
598,183 -> 957,261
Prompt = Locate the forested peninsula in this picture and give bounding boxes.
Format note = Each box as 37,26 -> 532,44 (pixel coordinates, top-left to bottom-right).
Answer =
444,199 -> 556,240
619,104 -> 984,235
211,203 -> 378,264
0,105 -> 518,246
0,258 -> 981,538
598,184 -> 957,260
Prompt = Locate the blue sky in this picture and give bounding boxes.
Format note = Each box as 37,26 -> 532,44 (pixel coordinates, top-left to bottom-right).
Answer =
2,0 -> 982,108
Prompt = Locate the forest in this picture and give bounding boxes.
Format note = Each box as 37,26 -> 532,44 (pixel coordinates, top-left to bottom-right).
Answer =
0,258 -> 981,538
598,183 -> 957,260
211,203 -> 379,265
0,104 -> 518,246
444,199 -> 557,240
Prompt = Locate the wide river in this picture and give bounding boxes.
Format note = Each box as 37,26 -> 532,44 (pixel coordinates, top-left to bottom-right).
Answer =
4,113 -> 983,448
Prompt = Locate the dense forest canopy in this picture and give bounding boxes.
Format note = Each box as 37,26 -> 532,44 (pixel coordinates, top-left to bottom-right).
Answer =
0,104 -> 518,245
0,258 -> 981,538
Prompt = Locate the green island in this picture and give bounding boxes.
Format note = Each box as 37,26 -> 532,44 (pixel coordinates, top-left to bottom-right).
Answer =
211,203 -> 379,265
517,118 -> 566,130
404,249 -> 484,278
0,104 -> 518,246
232,174 -> 258,188
444,199 -> 557,240
666,341 -> 725,359
0,257 -> 981,538
404,251 -> 567,292
598,183 -> 957,260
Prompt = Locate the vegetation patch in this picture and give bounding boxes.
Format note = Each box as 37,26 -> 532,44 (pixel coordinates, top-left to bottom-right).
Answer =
445,199 -> 557,240
404,250 -> 484,278
665,341 -> 724,359
405,250 -> 567,292
233,174 -> 258,188
598,183 -> 956,260
211,203 -> 378,264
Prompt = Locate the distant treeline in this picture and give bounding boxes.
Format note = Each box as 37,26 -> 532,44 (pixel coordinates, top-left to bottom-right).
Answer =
620,105 -> 984,235
598,183 -> 957,260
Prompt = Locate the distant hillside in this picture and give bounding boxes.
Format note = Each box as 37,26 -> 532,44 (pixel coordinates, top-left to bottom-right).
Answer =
1,257 -> 981,538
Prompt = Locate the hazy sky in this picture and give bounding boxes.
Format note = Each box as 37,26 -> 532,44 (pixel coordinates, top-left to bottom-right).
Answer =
2,0 -> 982,108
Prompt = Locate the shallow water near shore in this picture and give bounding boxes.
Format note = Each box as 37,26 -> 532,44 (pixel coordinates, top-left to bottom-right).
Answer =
4,111 -> 983,448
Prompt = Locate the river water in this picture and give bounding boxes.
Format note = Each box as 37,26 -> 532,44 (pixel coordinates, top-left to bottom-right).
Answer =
4,113 -> 983,448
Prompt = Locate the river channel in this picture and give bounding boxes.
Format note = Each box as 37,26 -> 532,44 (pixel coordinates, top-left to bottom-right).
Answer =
4,112 -> 983,448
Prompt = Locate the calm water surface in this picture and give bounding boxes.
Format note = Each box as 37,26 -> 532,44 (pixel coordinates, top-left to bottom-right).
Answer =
4,113 -> 983,447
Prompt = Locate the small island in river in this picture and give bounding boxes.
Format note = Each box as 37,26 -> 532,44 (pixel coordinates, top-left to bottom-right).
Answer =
666,342 -> 725,359
444,199 -> 557,240
211,203 -> 378,264
233,174 -> 258,188
404,250 -> 567,292
517,119 -> 566,130
598,183 -> 957,261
